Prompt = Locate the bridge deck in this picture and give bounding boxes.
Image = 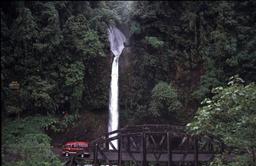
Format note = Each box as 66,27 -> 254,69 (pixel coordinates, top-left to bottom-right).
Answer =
89,152 -> 216,162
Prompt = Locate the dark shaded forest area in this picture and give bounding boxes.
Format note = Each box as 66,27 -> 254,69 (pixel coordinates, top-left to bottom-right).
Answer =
1,1 -> 256,165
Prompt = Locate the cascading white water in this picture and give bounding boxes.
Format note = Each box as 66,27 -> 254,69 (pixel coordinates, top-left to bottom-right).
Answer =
108,26 -> 126,149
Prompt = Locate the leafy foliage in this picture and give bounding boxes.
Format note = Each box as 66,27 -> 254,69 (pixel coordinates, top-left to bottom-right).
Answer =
1,1 -> 110,117
20,76 -> 57,114
2,116 -> 62,166
187,76 -> 256,165
209,155 -> 255,166
130,21 -> 141,35
48,113 -> 80,133
62,14 -> 104,60
121,1 -> 256,125
145,36 -> 164,49
149,82 -> 182,120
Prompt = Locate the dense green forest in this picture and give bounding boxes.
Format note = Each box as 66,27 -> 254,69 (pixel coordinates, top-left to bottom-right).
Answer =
1,1 -> 256,165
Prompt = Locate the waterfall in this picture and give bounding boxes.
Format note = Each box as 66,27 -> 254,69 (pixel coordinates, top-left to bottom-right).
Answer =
107,26 -> 126,150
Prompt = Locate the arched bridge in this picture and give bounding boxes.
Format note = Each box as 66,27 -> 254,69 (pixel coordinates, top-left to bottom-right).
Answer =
64,124 -> 235,166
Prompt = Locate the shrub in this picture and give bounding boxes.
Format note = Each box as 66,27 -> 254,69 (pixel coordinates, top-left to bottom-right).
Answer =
149,82 -> 182,121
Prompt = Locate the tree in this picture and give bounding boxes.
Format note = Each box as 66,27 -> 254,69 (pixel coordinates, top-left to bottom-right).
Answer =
2,116 -> 62,166
149,82 -> 183,122
187,76 -> 256,165
193,0 -> 256,102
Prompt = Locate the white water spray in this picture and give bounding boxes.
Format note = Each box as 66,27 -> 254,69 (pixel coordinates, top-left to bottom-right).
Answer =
108,26 -> 126,149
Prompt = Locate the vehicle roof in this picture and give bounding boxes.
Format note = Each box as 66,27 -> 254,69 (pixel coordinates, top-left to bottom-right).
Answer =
64,141 -> 89,145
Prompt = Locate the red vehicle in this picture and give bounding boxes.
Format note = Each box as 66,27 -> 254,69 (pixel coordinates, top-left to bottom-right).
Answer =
62,141 -> 90,157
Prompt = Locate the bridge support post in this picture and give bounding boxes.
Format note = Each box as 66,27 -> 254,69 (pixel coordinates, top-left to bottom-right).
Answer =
194,136 -> 199,166
142,132 -> 147,166
221,142 -> 225,153
106,133 -> 109,150
167,131 -> 173,166
127,135 -> 130,151
93,143 -> 99,166
118,136 -> 122,166
69,156 -> 74,166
